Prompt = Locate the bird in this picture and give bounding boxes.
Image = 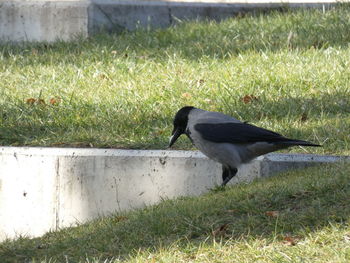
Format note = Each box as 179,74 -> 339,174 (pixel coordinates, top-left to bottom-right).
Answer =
169,106 -> 321,186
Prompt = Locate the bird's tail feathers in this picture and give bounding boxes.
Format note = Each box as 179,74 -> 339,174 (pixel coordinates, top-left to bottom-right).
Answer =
281,139 -> 321,147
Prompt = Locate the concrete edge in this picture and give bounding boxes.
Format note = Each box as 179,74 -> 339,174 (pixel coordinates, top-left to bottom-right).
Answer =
0,0 -> 342,42
1,146 -> 348,160
0,146 -> 202,158
261,152 -> 350,162
0,146 -> 348,241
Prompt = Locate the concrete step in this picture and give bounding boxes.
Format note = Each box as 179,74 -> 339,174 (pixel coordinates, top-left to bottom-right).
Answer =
0,146 -> 348,241
0,0 -> 338,42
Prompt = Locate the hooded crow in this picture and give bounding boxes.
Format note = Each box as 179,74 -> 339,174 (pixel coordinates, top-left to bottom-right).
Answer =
169,106 -> 321,186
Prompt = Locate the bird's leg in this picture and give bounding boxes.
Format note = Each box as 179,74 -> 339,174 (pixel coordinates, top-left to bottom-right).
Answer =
221,167 -> 238,186
222,166 -> 230,183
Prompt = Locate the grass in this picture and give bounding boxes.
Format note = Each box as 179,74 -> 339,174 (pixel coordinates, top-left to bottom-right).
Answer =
1,6 -> 350,262
0,5 -> 349,154
0,163 -> 349,262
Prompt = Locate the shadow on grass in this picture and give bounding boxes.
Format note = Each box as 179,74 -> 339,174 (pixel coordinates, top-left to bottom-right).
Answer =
0,163 -> 349,262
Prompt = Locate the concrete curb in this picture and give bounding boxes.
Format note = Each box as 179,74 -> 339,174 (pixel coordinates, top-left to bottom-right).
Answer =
0,0 -> 338,42
0,146 -> 348,241
0,0 -> 89,42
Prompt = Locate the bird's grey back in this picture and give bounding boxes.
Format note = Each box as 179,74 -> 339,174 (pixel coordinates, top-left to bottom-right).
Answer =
186,108 -> 247,167
188,108 -> 241,125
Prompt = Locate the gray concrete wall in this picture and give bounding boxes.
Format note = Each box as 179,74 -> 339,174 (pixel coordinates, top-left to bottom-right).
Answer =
0,0 -> 337,42
0,1 -> 89,42
0,146 -> 348,241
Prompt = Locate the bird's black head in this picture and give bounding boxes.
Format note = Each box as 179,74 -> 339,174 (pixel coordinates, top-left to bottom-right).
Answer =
169,106 -> 194,147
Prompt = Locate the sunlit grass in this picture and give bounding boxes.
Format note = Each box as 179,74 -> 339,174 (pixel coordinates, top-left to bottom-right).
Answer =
0,6 -> 349,154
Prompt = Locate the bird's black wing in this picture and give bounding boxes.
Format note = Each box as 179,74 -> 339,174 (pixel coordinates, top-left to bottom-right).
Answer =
194,122 -> 293,144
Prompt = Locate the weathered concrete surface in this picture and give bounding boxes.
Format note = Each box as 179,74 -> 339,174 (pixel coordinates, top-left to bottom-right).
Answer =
88,0 -> 337,33
0,153 -> 58,241
0,148 -> 221,241
259,153 -> 349,176
0,146 -> 348,241
56,150 -> 221,227
0,1 -> 88,42
0,0 -> 338,42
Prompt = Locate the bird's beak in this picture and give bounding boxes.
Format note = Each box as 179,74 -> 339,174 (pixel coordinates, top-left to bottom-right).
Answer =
168,127 -> 182,148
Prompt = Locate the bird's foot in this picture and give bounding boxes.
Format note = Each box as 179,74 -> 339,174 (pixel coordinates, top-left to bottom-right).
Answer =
221,167 -> 238,186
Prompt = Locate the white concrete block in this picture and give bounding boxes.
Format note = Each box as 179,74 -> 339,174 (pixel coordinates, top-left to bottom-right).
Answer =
0,147 -> 348,241
0,151 -> 58,241
56,151 -> 222,226
259,153 -> 348,177
0,0 -> 88,42
0,0 -> 338,42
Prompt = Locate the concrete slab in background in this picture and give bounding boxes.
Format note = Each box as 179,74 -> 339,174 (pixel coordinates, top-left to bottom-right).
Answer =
0,0 -> 89,42
0,0 -> 339,42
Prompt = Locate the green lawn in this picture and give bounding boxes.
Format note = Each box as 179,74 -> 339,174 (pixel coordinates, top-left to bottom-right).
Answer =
1,163 -> 349,262
1,7 -> 349,262
1,6 -> 350,154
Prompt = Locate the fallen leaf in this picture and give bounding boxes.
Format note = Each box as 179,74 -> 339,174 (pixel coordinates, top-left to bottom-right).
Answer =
26,98 -> 36,105
182,92 -> 192,99
242,94 -> 259,104
49,97 -> 61,105
265,211 -> 279,217
26,98 -> 46,105
212,223 -> 229,237
283,235 -> 298,246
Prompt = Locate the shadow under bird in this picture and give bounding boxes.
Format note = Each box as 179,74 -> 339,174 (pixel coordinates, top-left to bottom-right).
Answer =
169,106 -> 321,186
